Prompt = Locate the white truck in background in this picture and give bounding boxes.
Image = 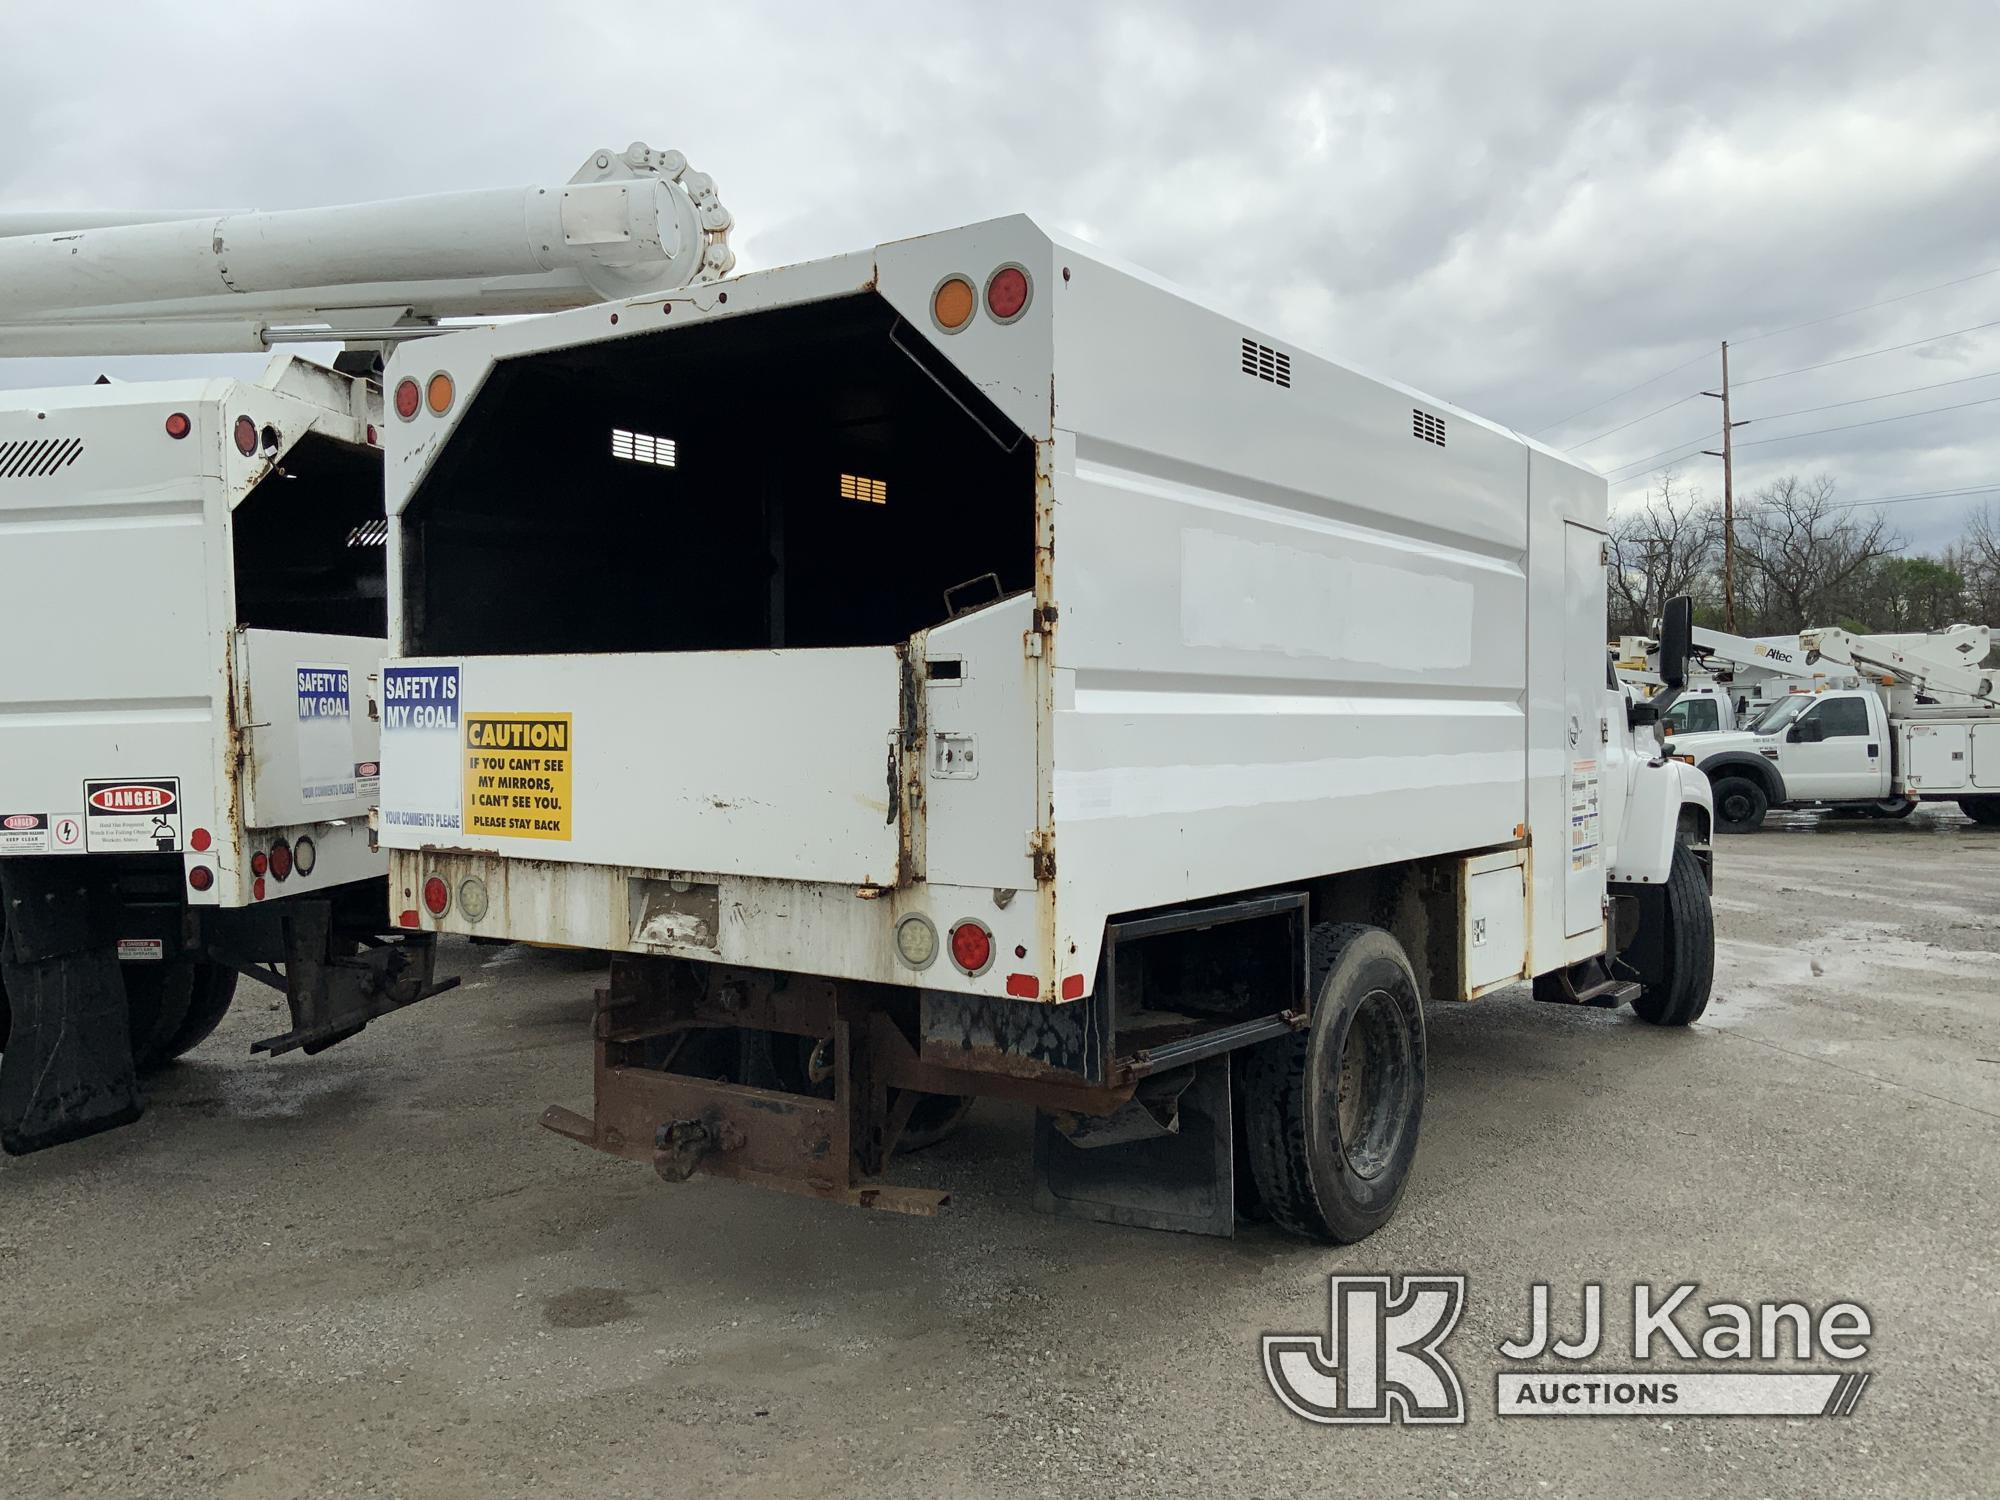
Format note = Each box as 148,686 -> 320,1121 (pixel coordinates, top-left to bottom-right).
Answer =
0,143 -> 733,1154
375,215 -> 1717,1243
1667,626 -> 2000,830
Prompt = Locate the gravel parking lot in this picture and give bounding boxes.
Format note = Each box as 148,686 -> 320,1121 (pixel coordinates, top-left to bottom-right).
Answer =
3,808 -> 1996,1499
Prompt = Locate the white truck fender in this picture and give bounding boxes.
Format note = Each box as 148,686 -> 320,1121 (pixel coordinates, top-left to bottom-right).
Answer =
1609,757 -> 1712,885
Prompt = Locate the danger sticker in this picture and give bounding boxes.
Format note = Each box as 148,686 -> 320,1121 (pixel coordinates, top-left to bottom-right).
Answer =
83,778 -> 183,852
0,812 -> 49,853
463,714 -> 571,840
116,937 -> 164,963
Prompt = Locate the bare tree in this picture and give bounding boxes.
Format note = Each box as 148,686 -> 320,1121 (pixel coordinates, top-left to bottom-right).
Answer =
1732,473 -> 1900,633
1607,468 -> 1719,635
1963,504 -> 2000,626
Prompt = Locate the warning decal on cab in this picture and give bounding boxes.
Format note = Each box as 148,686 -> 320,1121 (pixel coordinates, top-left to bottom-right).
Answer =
83,777 -> 182,852
463,714 -> 571,840
0,812 -> 50,854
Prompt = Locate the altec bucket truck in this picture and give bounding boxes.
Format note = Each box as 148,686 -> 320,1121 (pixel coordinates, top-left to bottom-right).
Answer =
0,143 -> 732,1153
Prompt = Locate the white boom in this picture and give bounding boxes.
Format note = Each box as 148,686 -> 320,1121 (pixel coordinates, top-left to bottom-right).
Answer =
0,142 -> 733,357
1802,626 -> 2000,708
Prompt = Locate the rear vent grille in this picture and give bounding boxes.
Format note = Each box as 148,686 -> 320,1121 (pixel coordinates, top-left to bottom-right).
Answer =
0,437 -> 83,479
1240,338 -> 1291,389
1412,408 -> 1446,447
839,472 -> 887,505
611,428 -> 676,468
345,518 -> 389,548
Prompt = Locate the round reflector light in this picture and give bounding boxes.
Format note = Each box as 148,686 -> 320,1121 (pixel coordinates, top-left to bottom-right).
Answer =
949,919 -> 995,976
425,371 -> 455,415
894,912 -> 939,970
188,864 -> 214,892
393,377 -> 422,421
189,826 -> 212,853
269,838 -> 292,881
985,265 -> 1031,323
931,275 -> 976,333
234,414 -> 258,456
458,875 -> 489,922
423,874 -> 451,917
164,412 -> 192,440
250,850 -> 268,877
294,835 -> 316,876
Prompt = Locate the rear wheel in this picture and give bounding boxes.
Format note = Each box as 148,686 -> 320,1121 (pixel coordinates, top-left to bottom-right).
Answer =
1710,774 -> 1768,834
1960,796 -> 2000,827
124,960 -> 237,1070
1630,843 -> 1714,1027
157,965 -> 237,1061
1239,923 -> 1425,1244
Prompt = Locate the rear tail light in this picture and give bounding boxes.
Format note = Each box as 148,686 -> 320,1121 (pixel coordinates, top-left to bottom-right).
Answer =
234,414 -> 258,455
187,865 -> 214,892
423,874 -> 451,917
252,877 -> 267,901
269,838 -> 292,881
948,919 -> 994,976
457,875 -> 489,922
393,377 -> 421,421
425,371 -> 455,415
189,826 -> 212,852
931,274 -> 976,333
164,412 -> 191,439
293,835 -> 316,875
249,850 -> 267,877
985,264 -> 1031,323
894,912 -> 940,970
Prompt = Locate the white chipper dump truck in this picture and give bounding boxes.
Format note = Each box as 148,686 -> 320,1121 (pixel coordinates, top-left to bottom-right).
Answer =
376,216 -> 1716,1241
0,143 -> 733,1153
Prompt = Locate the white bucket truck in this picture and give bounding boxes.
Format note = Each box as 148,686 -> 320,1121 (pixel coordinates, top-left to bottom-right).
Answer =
378,217 -> 1716,1241
0,143 -> 732,1153
1667,626 -> 2000,830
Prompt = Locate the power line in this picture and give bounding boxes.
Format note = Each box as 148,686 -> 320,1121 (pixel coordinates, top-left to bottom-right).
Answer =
1527,347 -> 1714,436
1601,429 -> 1722,478
1745,367 -> 2000,425
1733,392 -> 2000,449
1560,392 -> 1703,451
1832,482 -> 2000,512
1729,265 -> 2000,349
1734,318 -> 2000,388
1531,263 -> 2000,438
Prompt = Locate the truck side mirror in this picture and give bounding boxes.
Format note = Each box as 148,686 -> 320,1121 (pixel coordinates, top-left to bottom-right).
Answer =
1657,595 -> 1693,692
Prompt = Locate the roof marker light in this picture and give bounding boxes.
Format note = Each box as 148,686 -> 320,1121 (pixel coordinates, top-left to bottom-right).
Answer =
985,264 -> 1031,323
425,371 -> 455,415
932,274 -> 976,333
164,412 -> 191,439
393,377 -> 421,421
234,415 -> 258,455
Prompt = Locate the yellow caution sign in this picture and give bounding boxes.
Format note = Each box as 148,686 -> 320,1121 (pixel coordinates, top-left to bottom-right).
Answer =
463,713 -> 572,840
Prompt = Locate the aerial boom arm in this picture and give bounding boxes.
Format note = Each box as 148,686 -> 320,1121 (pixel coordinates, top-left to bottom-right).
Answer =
1802,627 -> 1998,707
0,142 -> 733,357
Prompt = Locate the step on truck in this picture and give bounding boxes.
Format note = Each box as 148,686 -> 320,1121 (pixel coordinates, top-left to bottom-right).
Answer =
0,141 -> 736,1154
1668,627 -> 2000,831
378,216 -> 1717,1241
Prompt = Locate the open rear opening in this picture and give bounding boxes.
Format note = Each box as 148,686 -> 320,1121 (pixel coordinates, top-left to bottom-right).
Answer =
400,292 -> 1037,656
231,432 -> 387,637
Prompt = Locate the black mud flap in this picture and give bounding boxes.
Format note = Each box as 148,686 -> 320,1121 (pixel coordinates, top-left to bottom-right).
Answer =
236,901 -> 458,1058
1031,1057 -> 1236,1237
0,861 -> 143,1155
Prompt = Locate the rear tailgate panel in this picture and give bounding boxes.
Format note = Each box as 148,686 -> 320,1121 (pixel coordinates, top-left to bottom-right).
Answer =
380,649 -> 906,887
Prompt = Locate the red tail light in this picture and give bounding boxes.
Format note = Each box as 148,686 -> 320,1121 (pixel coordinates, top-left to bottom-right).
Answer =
250,850 -> 267,877
393,377 -> 421,421
949,920 -> 994,976
985,265 -> 1031,323
422,874 -> 450,917
164,412 -> 191,439
187,865 -> 214,891
189,826 -> 212,852
269,839 -> 292,880
234,415 -> 258,456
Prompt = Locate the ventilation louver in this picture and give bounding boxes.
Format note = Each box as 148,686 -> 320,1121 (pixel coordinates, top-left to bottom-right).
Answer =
1412,408 -> 1446,447
0,437 -> 83,479
1240,338 -> 1291,389
345,518 -> 390,547
611,428 -> 676,468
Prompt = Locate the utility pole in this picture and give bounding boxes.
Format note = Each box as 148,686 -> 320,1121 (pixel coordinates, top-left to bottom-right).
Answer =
1702,341 -> 1750,632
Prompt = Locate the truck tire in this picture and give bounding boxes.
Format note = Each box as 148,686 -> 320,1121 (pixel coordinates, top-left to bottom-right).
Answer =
1959,796 -> 2000,827
1239,923 -> 1425,1244
157,964 -> 238,1062
1710,775 -> 1768,834
1630,843 -> 1714,1027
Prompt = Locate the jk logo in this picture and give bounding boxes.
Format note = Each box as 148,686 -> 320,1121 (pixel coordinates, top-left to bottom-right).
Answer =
1263,1275 -> 1467,1425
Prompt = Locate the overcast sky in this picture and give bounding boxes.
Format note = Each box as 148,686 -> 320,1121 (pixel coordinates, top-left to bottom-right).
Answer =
5,1 -> 1998,549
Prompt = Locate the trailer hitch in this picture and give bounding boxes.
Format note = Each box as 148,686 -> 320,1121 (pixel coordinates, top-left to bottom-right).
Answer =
653,1116 -> 745,1183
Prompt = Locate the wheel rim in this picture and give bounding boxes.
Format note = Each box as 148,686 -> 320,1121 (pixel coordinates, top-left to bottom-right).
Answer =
1720,789 -> 1754,823
1333,989 -> 1414,1180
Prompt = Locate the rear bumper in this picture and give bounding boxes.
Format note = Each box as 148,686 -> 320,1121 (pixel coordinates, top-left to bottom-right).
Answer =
389,849 -> 1059,1000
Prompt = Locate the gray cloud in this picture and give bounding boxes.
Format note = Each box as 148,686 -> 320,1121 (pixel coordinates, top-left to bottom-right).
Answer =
5,0 -> 1997,547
